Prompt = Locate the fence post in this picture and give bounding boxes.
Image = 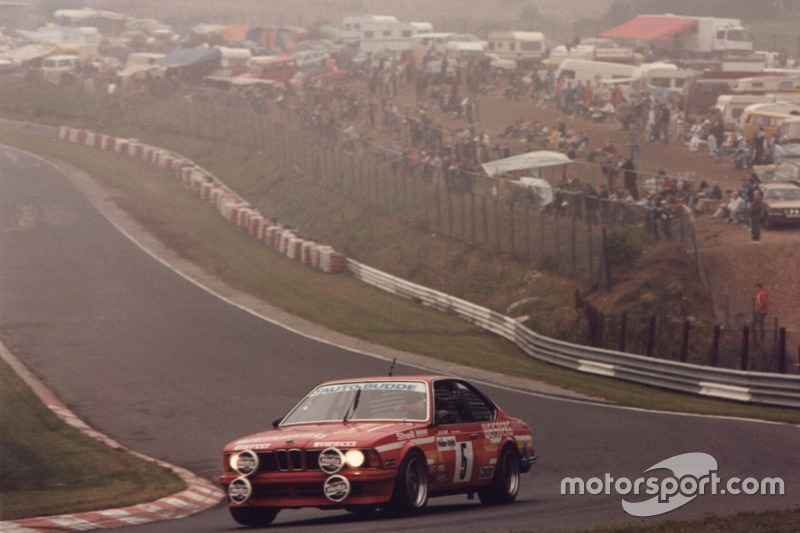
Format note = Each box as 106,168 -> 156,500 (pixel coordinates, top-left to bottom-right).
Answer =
709,325 -> 721,367
602,226 -> 612,293
778,328 -> 786,374
509,202 -> 516,259
740,325 -> 750,371
646,315 -> 656,357
680,320 -> 690,363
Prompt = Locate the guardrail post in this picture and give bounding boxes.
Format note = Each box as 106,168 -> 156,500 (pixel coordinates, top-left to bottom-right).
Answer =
740,326 -> 750,371
646,315 -> 656,357
680,320 -> 690,363
618,312 -> 627,352
709,325 -> 720,367
778,328 -> 786,374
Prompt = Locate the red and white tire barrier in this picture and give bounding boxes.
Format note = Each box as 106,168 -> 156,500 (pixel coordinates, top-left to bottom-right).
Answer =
56,126 -> 346,274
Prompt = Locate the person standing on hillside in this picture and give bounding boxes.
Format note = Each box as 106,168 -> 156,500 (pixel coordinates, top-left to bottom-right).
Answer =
753,283 -> 769,345
748,188 -> 765,243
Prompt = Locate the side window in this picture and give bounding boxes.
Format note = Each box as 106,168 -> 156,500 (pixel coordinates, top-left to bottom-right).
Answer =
454,382 -> 496,422
433,381 -> 466,424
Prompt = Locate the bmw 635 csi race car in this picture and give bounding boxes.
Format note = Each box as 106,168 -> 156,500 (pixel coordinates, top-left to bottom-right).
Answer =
219,375 -> 536,527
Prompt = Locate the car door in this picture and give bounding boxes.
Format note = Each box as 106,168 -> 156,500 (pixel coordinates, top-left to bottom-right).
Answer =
431,380 -> 495,488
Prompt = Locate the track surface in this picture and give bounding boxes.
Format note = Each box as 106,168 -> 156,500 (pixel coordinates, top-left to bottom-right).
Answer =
0,144 -> 797,532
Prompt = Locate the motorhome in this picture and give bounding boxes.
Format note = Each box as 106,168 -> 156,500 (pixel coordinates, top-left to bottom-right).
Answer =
486,31 -> 546,66
341,15 -> 419,53
731,75 -> 800,94
641,68 -> 697,104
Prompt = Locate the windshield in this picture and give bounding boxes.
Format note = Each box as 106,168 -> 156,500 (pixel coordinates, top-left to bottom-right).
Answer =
280,381 -> 430,425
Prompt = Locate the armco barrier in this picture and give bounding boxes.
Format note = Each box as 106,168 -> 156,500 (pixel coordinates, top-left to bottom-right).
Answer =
345,260 -> 800,409
34,122 -> 799,408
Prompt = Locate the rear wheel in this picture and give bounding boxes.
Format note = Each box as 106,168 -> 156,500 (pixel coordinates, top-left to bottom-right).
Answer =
478,446 -> 520,505
389,450 -> 428,515
229,506 -> 279,527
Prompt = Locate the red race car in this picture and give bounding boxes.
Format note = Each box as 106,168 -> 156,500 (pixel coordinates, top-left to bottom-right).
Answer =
219,375 -> 536,527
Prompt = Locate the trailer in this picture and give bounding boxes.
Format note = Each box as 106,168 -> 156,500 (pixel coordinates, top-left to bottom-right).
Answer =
341,15 -> 426,53
486,31 -> 546,66
598,14 -> 753,58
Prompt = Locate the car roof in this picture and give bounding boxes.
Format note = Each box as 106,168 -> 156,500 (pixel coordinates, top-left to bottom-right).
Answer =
316,375 -> 450,386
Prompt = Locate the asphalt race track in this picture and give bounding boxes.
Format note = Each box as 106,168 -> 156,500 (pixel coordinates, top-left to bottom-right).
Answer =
1,143 -> 798,532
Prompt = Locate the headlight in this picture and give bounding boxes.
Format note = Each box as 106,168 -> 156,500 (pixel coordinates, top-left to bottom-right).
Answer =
344,449 -> 365,468
229,450 -> 259,476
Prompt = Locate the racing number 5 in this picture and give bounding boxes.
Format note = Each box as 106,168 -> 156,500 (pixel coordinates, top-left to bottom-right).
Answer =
455,441 -> 473,482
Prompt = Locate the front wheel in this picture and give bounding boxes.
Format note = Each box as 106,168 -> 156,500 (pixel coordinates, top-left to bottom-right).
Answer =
229,506 -> 279,527
478,446 -> 520,505
389,450 -> 428,515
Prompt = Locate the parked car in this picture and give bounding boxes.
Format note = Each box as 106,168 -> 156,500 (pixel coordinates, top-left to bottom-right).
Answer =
760,181 -> 800,227
219,375 -> 535,527
486,53 -> 517,72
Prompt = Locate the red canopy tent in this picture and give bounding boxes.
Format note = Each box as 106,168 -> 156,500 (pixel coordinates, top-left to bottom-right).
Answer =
599,15 -> 698,41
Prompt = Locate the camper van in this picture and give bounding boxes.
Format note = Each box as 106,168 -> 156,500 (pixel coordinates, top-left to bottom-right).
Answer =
739,102 -> 800,140
486,31 -> 546,65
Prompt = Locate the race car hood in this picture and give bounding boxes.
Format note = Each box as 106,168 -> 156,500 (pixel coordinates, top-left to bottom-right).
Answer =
765,199 -> 800,210
224,421 -> 430,452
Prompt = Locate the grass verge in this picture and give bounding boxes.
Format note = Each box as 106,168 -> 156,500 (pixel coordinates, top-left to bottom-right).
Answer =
0,355 -> 185,520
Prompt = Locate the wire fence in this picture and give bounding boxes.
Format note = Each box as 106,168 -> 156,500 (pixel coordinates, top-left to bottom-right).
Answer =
1,74 -> 796,372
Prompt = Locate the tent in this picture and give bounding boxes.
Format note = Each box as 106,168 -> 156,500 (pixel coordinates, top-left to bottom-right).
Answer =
509,177 -> 554,207
481,150 -> 571,177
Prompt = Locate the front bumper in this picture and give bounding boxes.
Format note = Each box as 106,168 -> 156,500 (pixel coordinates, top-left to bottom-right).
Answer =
219,469 -> 397,509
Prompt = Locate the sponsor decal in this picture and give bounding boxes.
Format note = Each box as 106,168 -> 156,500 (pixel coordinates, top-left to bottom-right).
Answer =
479,466 -> 495,479
228,477 -> 252,505
313,441 -> 357,448
323,475 -> 351,502
311,382 -> 426,396
437,436 -> 457,451
397,429 -> 429,441
318,448 -> 345,474
436,474 -> 449,483
482,421 -> 514,439
232,450 -> 259,476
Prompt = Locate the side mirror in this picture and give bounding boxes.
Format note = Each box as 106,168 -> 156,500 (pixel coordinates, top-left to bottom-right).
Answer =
271,417 -> 283,428
434,410 -> 450,425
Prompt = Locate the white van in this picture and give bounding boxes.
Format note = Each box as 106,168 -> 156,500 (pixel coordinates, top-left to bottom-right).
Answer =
41,54 -> 80,84
486,31 -> 545,65
555,58 -> 639,84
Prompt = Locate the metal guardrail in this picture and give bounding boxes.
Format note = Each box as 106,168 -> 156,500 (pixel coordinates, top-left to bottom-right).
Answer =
347,260 -> 800,409
4,118 -> 798,409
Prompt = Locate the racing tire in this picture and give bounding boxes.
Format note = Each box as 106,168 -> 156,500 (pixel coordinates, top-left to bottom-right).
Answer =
388,450 -> 428,515
478,445 -> 520,505
229,506 -> 279,527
